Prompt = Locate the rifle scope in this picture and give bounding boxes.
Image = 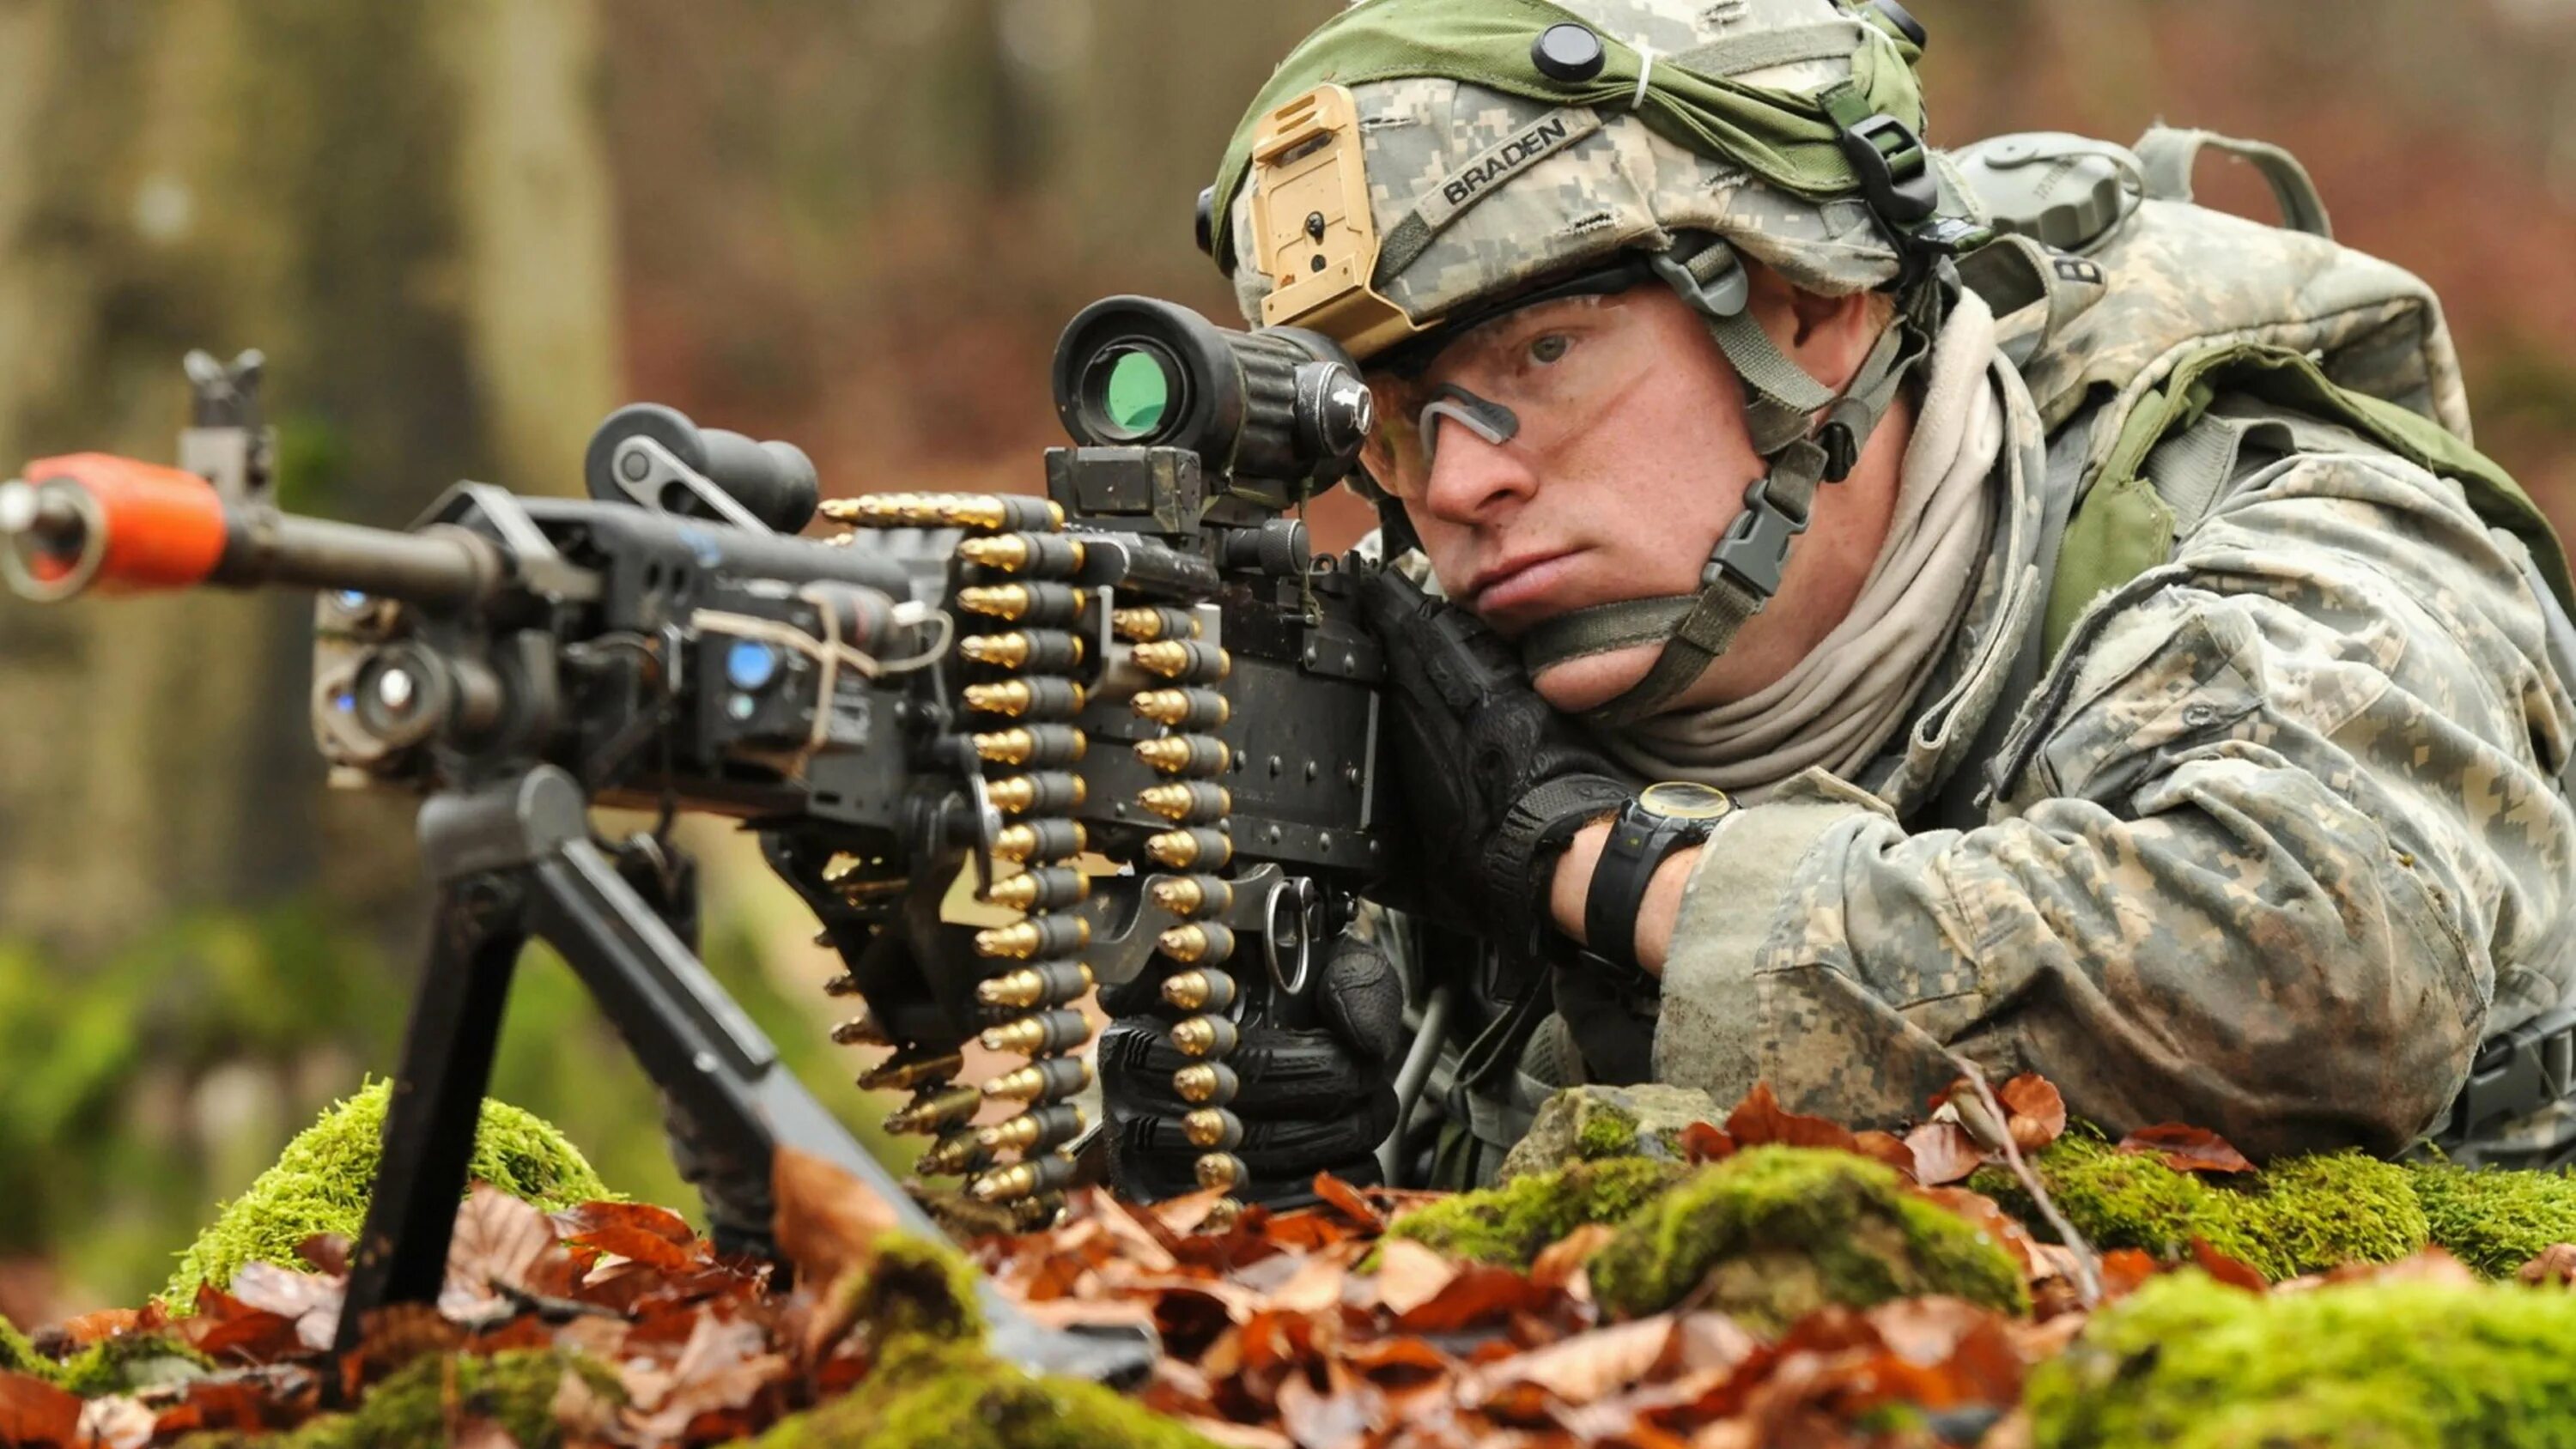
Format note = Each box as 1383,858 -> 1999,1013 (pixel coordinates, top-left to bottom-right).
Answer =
1052,296 -> 1375,487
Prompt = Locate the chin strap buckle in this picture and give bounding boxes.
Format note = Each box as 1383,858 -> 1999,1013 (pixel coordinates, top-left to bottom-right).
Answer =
1838,113 -> 1940,226
1705,475 -> 1811,603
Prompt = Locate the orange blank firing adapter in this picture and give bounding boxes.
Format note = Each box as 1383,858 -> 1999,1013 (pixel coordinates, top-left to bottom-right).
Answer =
0,453 -> 230,601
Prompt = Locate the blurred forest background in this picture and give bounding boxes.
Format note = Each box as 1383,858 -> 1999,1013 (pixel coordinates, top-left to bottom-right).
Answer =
2,0 -> 2573,1325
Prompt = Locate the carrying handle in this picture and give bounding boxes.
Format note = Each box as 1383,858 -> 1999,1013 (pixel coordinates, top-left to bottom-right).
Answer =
2135,124 -> 2333,239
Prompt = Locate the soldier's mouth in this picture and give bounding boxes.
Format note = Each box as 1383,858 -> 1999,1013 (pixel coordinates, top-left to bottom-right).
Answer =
1469,549 -> 1583,625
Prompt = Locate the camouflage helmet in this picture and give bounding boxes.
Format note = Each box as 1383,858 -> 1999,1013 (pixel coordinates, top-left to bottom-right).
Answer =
1207,0 -> 1984,362
1203,0 -> 1990,729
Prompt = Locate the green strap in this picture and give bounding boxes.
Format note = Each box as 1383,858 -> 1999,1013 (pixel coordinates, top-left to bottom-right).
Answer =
1673,20 -> 1868,79
2134,125 -> 2332,239
1522,595 -> 1698,673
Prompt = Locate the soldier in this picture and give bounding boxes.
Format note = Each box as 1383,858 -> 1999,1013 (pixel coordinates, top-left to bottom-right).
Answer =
1103,0 -> 2576,1199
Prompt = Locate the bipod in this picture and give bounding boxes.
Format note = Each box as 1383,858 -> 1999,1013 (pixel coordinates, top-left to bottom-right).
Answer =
331,765 -> 1154,1384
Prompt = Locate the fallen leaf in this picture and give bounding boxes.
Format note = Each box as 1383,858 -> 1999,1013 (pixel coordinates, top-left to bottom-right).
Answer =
230,1263 -> 345,1353
1466,1315 -> 1673,1408
2188,1237 -> 2269,1293
58,1308 -> 143,1345
451,1414 -> 523,1449
76,1394 -> 157,1449
2117,1124 -> 2254,1175
1394,1265 -> 1558,1335
0,1372 -> 82,1449
1313,1174 -> 1387,1231
1275,1363 -> 1379,1449
1997,1076 -> 2068,1154
1912,1187 -> 2047,1279
1723,1083 -> 1857,1154
771,1147 -> 901,1293
2512,1244 -> 2572,1287
1531,1224 -> 1619,1292
1370,1239 -> 1459,1318
1677,1122 -> 1737,1164
176,1288 -> 306,1362
2095,1248 -> 2163,1300
1851,1131 -> 1918,1179
446,1185 -> 568,1307
1903,1122 -> 1986,1186
296,1234 -> 352,1276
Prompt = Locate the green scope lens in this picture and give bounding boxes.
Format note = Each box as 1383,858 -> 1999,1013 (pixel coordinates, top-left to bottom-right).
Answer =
1103,349 -> 1170,435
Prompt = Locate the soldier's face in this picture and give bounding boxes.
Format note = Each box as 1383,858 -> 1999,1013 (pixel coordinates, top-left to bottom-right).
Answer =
1390,271 -> 1902,715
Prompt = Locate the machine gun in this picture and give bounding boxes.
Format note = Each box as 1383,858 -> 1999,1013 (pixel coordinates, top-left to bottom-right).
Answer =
0,298 -> 1393,1380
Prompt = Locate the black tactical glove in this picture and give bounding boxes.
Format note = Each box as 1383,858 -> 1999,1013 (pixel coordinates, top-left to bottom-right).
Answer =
1099,930 -> 1408,1205
1355,565 -> 1637,950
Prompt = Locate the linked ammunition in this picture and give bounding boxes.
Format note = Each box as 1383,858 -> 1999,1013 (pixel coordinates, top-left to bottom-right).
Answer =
969,1155 -> 1076,1203
1170,1015 -> 1241,1058
1133,688 -> 1230,730
977,1103 -> 1086,1155
819,494 -> 937,529
982,1056 -> 1093,1103
1112,606 -> 1200,642
975,957 -> 1094,1009
856,1049 -> 963,1094
959,630 -> 1084,670
1134,736 -> 1230,777
1145,828 -> 1233,870
1158,922 -> 1237,966
988,773 -> 1086,815
979,1008 -> 1091,1055
1182,1108 -> 1245,1152
884,1085 -> 983,1137
1133,640 -> 1231,682
957,582 -> 1086,625
830,1010 -> 890,1046
1139,781 -> 1230,824
919,1132 -> 993,1177
981,869 -> 1091,912
994,819 -> 1087,864
958,533 -> 1085,576
1172,1061 -> 1241,1106
823,971 -> 863,997
935,494 -> 1065,533
1194,1154 -> 1248,1192
963,677 -> 1086,719
1161,968 -> 1238,1013
1150,874 -> 1235,918
972,725 -> 1088,767
1013,1193 -> 1068,1232
973,914 -> 1090,961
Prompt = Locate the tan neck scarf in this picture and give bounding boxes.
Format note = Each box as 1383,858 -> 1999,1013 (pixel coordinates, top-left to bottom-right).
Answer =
1597,290 -> 2005,799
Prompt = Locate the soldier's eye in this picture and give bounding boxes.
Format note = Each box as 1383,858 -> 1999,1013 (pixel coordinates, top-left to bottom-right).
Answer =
1528,333 -> 1571,365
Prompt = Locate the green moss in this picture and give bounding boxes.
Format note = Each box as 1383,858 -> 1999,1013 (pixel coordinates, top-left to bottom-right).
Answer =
248,1349 -> 622,1449
744,1338 -> 1219,1449
1575,1105 -> 1644,1161
834,1234 -> 986,1346
0,1312 -> 39,1377
2028,1270 -> 2576,1448
2409,1161 -> 2576,1279
1589,1146 -> 2027,1330
1383,1158 -> 1686,1268
167,1079 -> 615,1305
52,1331 -> 214,1396
1974,1127 -> 2426,1282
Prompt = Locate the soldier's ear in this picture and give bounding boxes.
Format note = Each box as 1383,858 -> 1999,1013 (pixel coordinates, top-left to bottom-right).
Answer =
1742,258 -> 1882,394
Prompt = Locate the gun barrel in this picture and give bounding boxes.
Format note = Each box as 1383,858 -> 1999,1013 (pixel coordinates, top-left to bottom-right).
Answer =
2,453 -> 500,608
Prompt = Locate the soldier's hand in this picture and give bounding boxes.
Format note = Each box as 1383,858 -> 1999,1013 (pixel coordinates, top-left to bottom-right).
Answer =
1355,565 -> 1636,950
1097,930 -> 1407,1205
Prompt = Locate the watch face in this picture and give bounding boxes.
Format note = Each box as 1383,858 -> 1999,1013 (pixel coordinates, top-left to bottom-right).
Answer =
1640,780 -> 1734,822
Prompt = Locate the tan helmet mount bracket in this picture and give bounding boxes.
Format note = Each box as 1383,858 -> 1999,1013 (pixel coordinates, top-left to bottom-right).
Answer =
1249,84 -> 1428,363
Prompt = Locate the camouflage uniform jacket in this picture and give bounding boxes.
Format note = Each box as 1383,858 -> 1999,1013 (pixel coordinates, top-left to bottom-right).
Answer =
1649,330 -> 2576,1161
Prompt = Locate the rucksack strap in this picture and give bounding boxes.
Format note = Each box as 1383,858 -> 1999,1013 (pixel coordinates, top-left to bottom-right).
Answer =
2134,124 -> 2333,239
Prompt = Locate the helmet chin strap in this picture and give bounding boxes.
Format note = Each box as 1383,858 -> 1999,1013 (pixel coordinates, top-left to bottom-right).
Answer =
1517,238 -> 1953,731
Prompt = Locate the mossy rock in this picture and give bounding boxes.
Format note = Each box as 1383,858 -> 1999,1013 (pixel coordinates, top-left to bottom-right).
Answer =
1589,1146 -> 2028,1330
206,1348 -> 623,1449
2408,1161 -> 2576,1279
1973,1127 -> 2426,1282
1496,1084 -> 1722,1182
2028,1270 -> 2576,1448
829,1234 -> 986,1346
52,1331 -> 214,1396
743,1337 -> 1220,1449
168,1079 -> 616,1306
1383,1158 -> 1688,1268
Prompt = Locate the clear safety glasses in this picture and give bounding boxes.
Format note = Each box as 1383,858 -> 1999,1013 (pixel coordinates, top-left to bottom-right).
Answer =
1358,284 -> 1671,503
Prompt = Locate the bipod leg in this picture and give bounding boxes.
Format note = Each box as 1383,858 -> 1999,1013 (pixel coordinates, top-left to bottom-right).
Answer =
333,867 -> 528,1356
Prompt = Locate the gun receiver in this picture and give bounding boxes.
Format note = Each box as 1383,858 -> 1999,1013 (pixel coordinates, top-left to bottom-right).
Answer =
0,302 -> 1393,1372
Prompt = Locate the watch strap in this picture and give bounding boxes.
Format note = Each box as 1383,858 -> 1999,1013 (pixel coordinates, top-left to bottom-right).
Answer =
1584,797 -> 1714,973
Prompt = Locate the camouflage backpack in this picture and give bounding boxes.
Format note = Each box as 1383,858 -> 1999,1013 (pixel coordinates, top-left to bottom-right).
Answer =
1951,125 -> 2576,1161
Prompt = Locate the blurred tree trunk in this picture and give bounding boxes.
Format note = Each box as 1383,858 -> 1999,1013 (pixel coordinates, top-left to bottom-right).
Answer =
0,0 -> 617,950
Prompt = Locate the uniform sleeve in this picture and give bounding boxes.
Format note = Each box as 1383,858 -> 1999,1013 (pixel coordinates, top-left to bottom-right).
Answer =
1653,446 -> 2576,1157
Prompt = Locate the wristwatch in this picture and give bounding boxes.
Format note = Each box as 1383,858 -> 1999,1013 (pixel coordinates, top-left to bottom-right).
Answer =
1583,781 -> 1734,973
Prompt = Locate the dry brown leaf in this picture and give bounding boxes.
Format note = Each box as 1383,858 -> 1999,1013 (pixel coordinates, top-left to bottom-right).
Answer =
1902,1122 -> 1986,1186
2116,1124 -> 2254,1175
771,1147 -> 901,1294
2514,1240 -> 2576,1287
1370,1239 -> 1459,1318
446,1184 -> 566,1308
296,1233 -> 352,1276
1677,1122 -> 1737,1164
230,1262 -> 345,1353
76,1394 -> 157,1449
1722,1082 -> 1857,1154
1314,1174 -> 1388,1231
1850,1131 -> 1918,1179
1996,1076 -> 2068,1154
0,1372 -> 82,1449
1531,1223 -> 1619,1292
2188,1237 -> 2269,1293
1464,1315 -> 1673,1409
450,1414 -> 523,1449
58,1307 -> 145,1345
